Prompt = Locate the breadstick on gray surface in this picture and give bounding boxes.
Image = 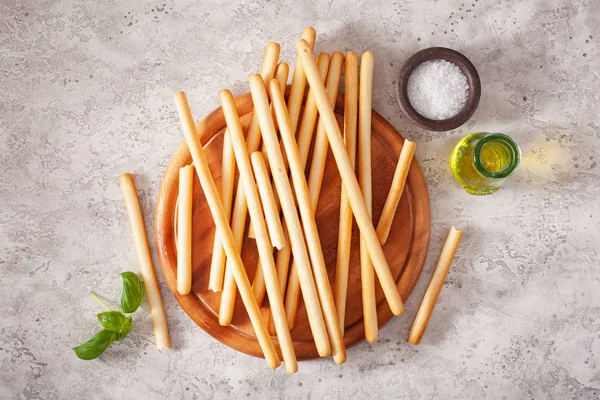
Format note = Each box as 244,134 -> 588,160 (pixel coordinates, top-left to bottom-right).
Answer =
408,227 -> 464,345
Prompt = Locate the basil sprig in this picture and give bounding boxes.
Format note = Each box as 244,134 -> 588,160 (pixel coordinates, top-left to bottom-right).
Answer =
73,272 -> 144,360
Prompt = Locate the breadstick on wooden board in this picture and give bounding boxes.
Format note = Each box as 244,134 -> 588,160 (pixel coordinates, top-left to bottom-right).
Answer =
209,42 -> 280,293
264,53 -> 318,334
306,52 -> 344,213
272,53 -> 330,329
176,165 -> 194,295
285,51 -> 344,328
249,74 -> 332,358
251,62 -> 289,305
218,42 -> 280,325
408,227 -> 464,345
334,51 -> 358,334
174,91 -> 280,369
270,79 -> 346,364
267,227 -> 291,336
358,51 -> 378,343
120,174 -> 171,349
296,52 -> 331,167
249,61 -> 289,239
207,128 -> 234,292
220,90 -> 297,374
287,27 -> 317,132
251,151 -> 285,250
376,140 -> 416,244
296,39 -> 404,316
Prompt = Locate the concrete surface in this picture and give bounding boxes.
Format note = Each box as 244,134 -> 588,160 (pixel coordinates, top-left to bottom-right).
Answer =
1,0 -> 599,398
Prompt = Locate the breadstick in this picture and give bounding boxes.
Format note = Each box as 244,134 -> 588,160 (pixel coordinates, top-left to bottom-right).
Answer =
210,42 -> 280,292
296,40 -> 404,315
267,228 -> 291,336
174,91 -> 280,369
207,128 -> 234,292
251,152 -> 285,250
408,227 -> 464,345
251,62 -> 289,305
306,52 -> 344,211
296,52 -> 331,167
287,27 -> 317,132
249,61 -> 289,239
120,174 -> 171,349
218,42 -> 280,325
249,74 -> 332,358
177,165 -> 194,295
334,51 -> 358,334
285,51 -> 344,328
358,51 -> 378,343
220,90 -> 296,374
272,53 -> 330,328
274,62 -> 290,93
270,79 -> 346,364
376,140 -> 416,244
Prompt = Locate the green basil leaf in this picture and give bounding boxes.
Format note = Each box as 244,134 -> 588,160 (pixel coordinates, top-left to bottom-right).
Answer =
116,316 -> 133,341
97,311 -> 127,331
120,272 -> 144,313
73,329 -> 117,360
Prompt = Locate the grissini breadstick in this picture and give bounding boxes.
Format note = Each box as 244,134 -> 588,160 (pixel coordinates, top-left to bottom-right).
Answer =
272,53 -> 330,329
287,27 -> 317,132
210,42 -> 280,292
408,227 -> 464,345
120,173 -> 171,349
296,52 -> 331,167
267,230 -> 291,336
296,39 -> 404,315
358,51 -> 378,343
271,61 -> 291,167
251,62 -> 289,305
306,52 -> 344,210
268,225 -> 292,334
250,61 -> 289,239
270,79 -> 346,364
285,52 -> 344,328
218,42 -> 280,324
220,90 -> 297,374
249,74 -> 332,358
251,151 -> 286,250
174,91 -> 280,369
274,62 -> 290,95
334,51 -> 358,334
376,140 -> 416,244
207,128 -> 234,292
177,165 -> 194,295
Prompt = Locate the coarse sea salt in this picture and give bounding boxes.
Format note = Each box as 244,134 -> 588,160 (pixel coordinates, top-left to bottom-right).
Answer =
407,59 -> 469,120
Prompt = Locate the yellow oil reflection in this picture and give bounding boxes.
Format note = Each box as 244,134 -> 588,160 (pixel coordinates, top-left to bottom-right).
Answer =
520,132 -> 570,178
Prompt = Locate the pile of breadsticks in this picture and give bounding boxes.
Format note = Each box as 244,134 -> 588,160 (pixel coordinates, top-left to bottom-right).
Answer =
118,27 -> 462,374
171,27 -> 418,373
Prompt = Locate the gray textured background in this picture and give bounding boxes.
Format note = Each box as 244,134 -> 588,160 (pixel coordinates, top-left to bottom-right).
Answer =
1,0 -> 599,399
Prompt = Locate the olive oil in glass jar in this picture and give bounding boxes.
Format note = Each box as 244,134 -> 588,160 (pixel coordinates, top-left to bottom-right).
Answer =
450,133 -> 520,195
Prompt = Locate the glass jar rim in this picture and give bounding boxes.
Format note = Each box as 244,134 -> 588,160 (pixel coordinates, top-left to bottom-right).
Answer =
473,133 -> 521,179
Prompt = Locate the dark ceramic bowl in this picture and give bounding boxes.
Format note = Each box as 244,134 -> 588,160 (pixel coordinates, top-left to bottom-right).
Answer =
397,47 -> 481,132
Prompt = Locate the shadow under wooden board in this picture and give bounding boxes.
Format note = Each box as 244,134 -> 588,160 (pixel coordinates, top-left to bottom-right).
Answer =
155,90 -> 431,360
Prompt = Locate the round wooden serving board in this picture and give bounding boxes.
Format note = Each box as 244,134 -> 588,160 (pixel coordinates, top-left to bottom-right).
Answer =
155,91 -> 431,360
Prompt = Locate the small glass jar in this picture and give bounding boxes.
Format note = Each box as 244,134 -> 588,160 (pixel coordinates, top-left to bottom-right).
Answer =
450,132 -> 520,195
